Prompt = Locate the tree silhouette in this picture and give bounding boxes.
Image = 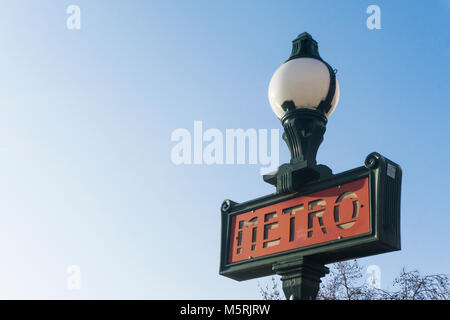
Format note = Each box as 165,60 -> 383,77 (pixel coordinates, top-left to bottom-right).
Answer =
259,260 -> 450,300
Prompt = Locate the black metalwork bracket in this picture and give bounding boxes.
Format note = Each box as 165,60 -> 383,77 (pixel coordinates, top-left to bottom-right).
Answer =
263,107 -> 332,193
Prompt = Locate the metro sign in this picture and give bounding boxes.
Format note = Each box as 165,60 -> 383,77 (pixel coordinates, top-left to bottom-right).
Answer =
229,177 -> 370,263
220,153 -> 401,281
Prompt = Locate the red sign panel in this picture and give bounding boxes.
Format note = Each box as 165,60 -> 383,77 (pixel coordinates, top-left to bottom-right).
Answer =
228,178 -> 370,263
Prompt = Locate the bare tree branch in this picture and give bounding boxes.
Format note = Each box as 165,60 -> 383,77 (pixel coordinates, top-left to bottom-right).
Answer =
259,260 -> 450,300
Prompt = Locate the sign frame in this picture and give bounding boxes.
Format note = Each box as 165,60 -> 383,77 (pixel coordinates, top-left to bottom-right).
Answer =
219,153 -> 401,281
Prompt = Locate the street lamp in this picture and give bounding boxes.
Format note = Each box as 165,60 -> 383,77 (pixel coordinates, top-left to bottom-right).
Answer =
264,32 -> 340,194
219,31 -> 402,302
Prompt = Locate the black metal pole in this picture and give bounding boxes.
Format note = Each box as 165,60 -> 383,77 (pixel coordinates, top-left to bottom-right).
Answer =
273,257 -> 329,300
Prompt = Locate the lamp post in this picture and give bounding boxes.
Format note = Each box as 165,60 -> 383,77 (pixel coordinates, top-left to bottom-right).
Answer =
219,32 -> 402,302
263,32 -> 340,194
266,32 -> 339,299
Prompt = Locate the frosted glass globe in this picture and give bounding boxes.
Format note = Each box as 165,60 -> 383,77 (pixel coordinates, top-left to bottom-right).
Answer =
268,57 -> 340,119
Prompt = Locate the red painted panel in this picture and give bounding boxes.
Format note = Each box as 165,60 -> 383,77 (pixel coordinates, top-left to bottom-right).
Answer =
228,178 -> 370,263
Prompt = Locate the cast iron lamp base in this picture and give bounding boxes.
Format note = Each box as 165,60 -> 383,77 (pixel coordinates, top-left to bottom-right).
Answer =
263,104 -> 332,194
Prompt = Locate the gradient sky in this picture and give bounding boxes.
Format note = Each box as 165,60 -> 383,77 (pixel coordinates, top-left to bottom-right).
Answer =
0,0 -> 449,299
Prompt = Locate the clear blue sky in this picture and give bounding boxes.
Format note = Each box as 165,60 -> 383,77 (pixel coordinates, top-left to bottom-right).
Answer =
0,0 -> 449,299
